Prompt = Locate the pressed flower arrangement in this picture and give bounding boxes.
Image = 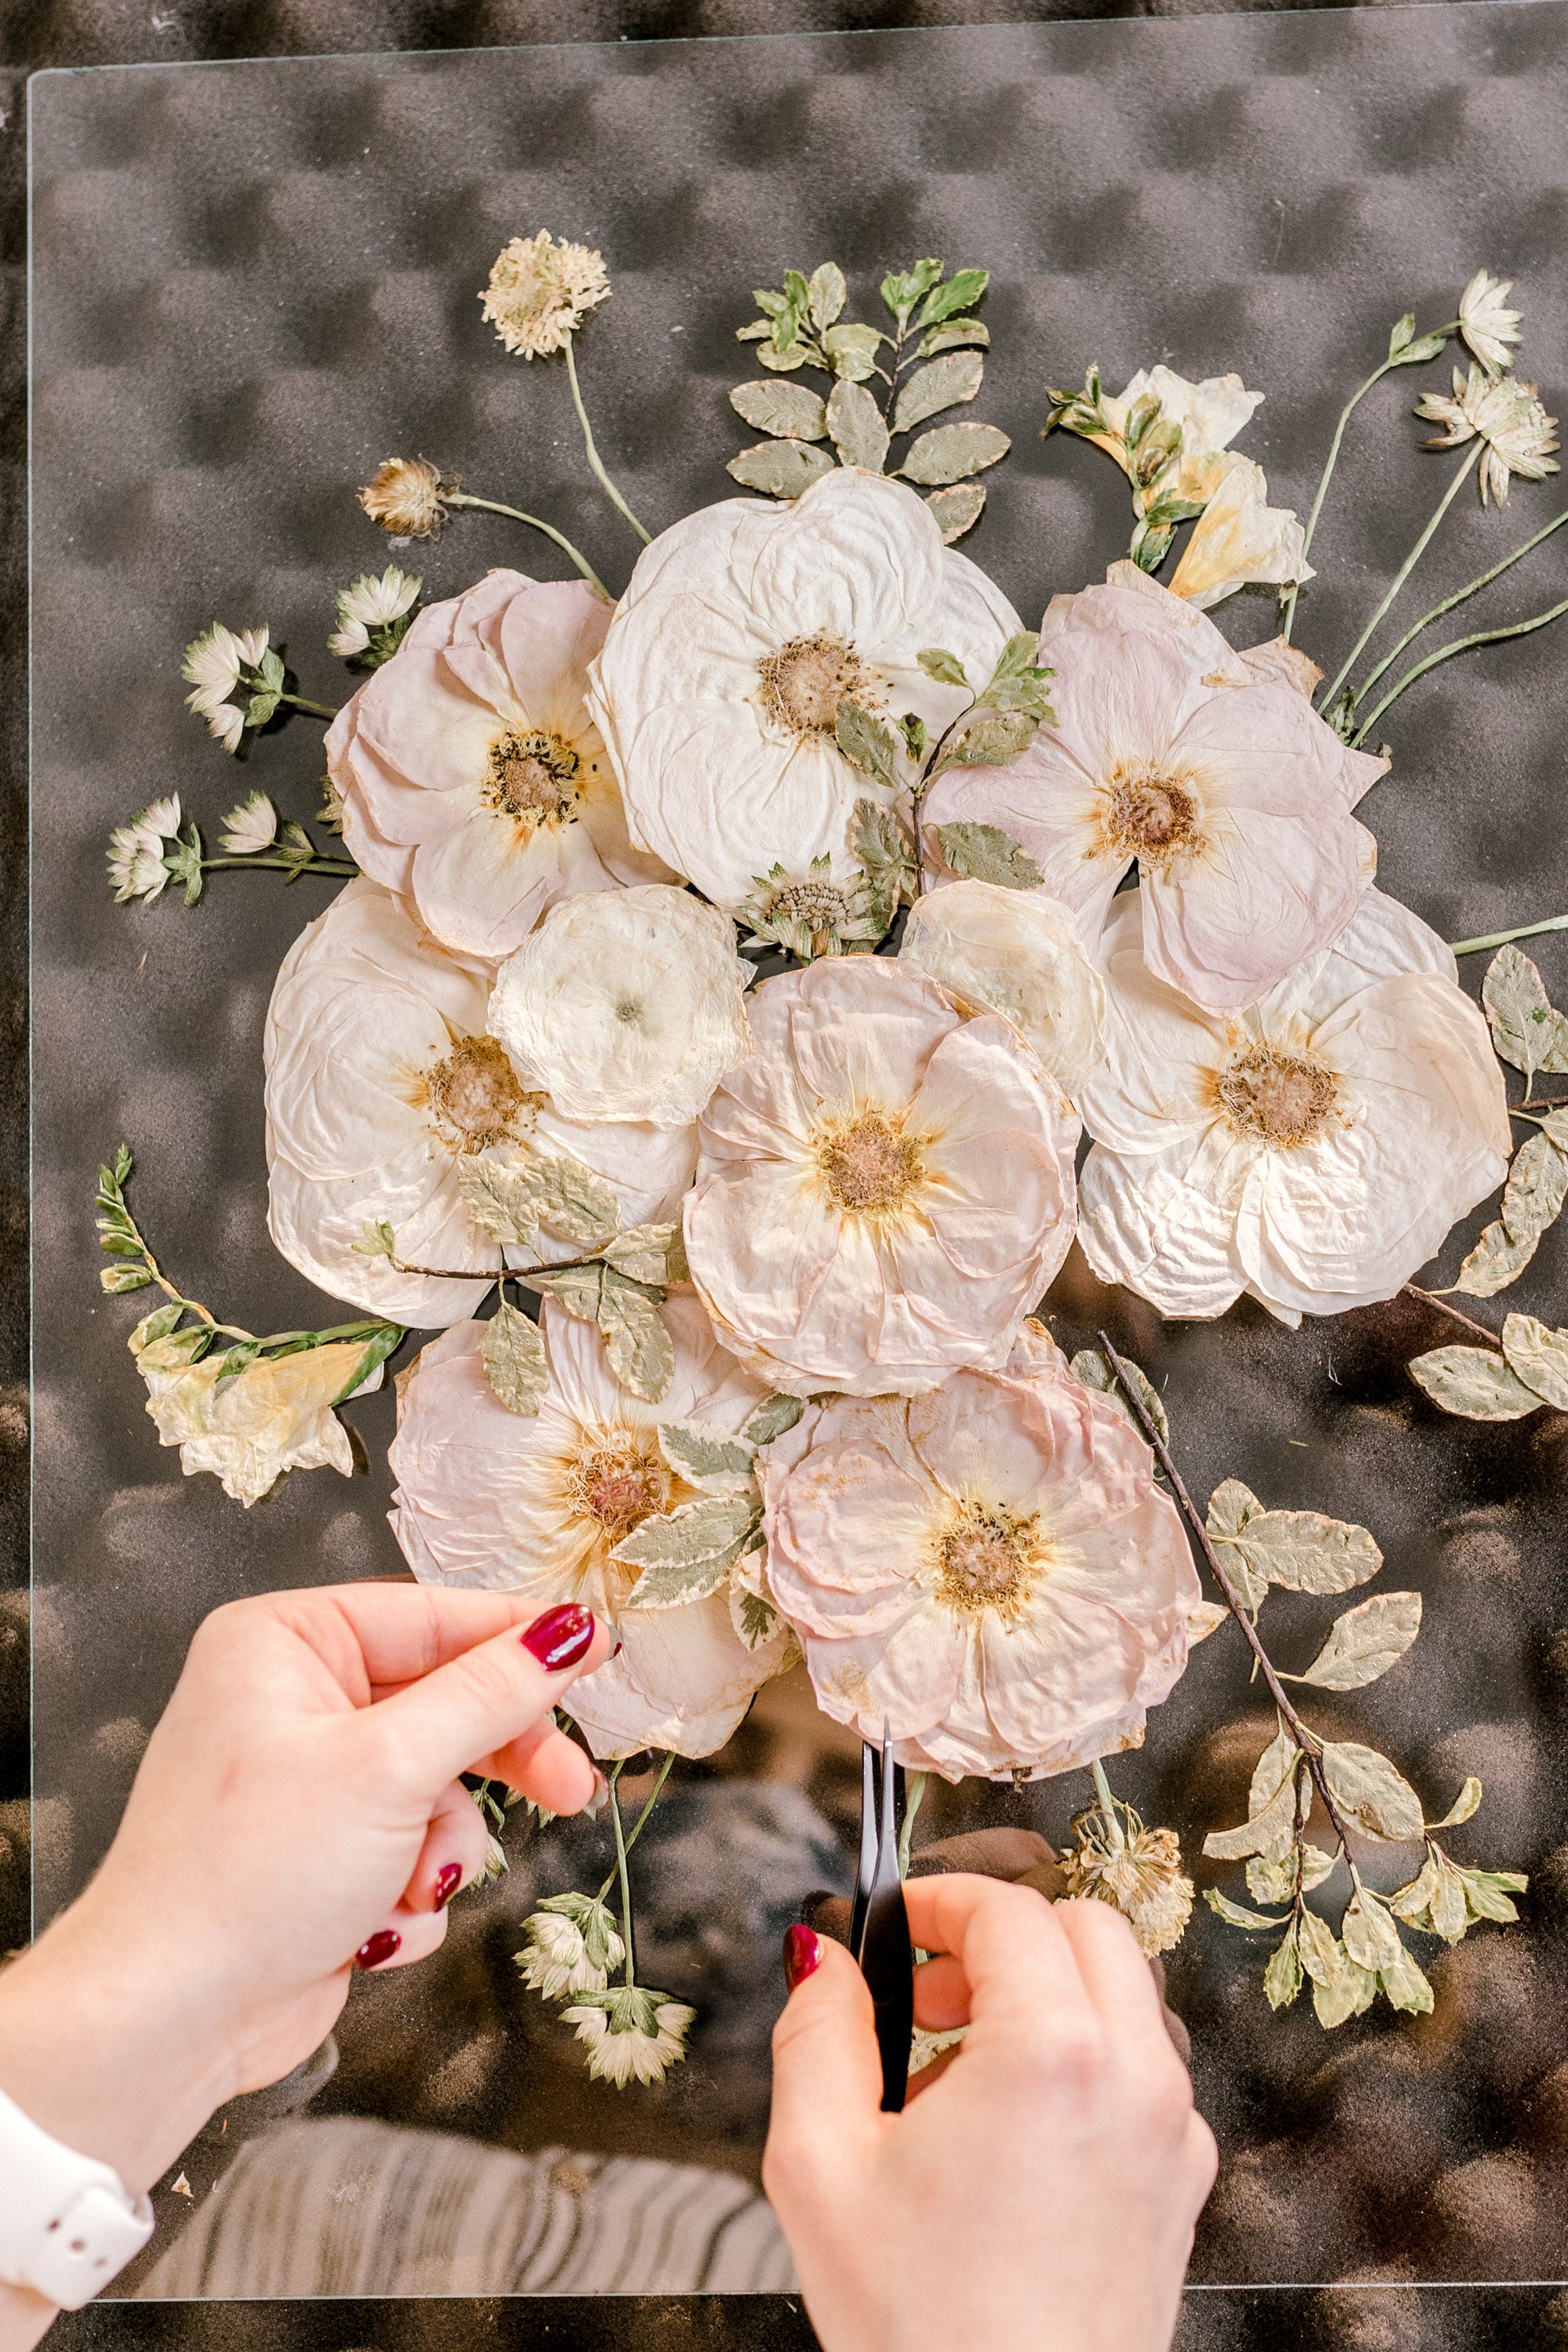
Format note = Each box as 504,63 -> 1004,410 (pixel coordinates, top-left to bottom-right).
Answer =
100,241 -> 1567,2080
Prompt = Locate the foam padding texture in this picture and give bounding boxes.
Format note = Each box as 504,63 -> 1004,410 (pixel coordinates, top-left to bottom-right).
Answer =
29,5 -> 1568,2295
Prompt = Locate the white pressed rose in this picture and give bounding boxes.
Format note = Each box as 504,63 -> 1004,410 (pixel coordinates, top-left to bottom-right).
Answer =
561,1986 -> 695,2086
218,790 -> 278,856
1167,457 -> 1312,609
586,470 -> 1022,910
264,879 -> 697,1327
487,886 -> 753,1129
1457,270 -> 1522,376
684,956 -> 1080,1398
899,882 -> 1108,1100
135,1334 -> 379,1508
387,1300 -> 792,1759
1076,887 -> 1512,1325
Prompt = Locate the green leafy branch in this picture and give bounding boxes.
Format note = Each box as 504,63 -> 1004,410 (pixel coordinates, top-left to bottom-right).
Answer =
728,259 -> 1009,542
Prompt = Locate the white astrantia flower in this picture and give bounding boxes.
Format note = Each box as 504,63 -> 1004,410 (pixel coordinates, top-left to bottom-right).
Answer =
1417,365 -> 1560,505
107,795 -> 181,904
481,232 -> 611,360
898,882 -> 1108,1101
218,791 -> 278,856
487,886 -> 753,1129
387,1300 -> 793,1759
1076,887 -> 1512,1327
182,621 -> 268,715
517,1893 -> 625,1999
265,879 -> 698,1326
920,564 -> 1382,1014
684,956 -> 1080,1399
1167,457 -> 1312,609
587,470 -> 1022,910
1092,365 -> 1264,505
329,565 -> 422,658
132,1327 -> 383,1508
561,1985 -> 695,2086
1457,270 -> 1522,376
328,568 -> 670,964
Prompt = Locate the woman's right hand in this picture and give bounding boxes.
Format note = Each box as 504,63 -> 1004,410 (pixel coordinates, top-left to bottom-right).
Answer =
764,1875 -> 1217,2352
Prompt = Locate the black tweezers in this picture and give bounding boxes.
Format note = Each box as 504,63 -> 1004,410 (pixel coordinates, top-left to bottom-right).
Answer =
849,1720 -> 913,2114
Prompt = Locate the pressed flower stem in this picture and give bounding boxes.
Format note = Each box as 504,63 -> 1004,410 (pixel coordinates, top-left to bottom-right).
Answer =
1351,590 -> 1568,746
897,1771 -> 928,1876
1090,1759 -> 1127,1853
444,492 -> 611,597
1451,913 -> 1568,956
1095,1331 -> 1357,1863
1399,1283 -> 1498,1344
564,339 -> 651,547
201,855 -> 359,880
278,692 -> 339,720
595,1753 -> 674,1903
1281,354 -> 1409,644
1317,442 -> 1483,714
1349,501 -> 1568,710
608,1765 -> 637,1988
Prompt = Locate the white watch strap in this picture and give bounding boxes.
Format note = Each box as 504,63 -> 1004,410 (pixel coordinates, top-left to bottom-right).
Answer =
0,2087 -> 155,2309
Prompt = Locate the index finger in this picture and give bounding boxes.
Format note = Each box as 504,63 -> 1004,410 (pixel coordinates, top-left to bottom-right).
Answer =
903,1872 -> 1096,2034
263,1582 -> 550,1699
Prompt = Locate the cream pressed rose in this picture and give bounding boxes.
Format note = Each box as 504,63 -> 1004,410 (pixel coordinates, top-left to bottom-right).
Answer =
135,1334 -> 380,1508
1167,457 -> 1312,609
899,880 -> 1108,1100
684,956 -> 1080,1399
328,568 -> 670,963
920,564 -> 1384,1013
265,880 -> 695,1327
487,885 -> 753,1130
757,1325 -> 1201,1780
586,470 -> 1021,910
1076,887 -> 1512,1325
387,1299 -> 791,1759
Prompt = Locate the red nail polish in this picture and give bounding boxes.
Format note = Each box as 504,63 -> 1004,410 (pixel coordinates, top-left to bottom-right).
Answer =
434,1863 -> 462,1911
356,1929 -> 401,1971
782,1922 -> 822,1993
611,1639 -> 624,1660
521,1602 -> 595,1672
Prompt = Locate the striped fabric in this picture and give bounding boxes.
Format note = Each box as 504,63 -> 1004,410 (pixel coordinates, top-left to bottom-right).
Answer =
134,2118 -> 797,2298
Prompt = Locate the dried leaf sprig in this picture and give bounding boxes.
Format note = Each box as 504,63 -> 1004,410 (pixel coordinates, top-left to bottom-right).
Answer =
1096,1333 -> 1525,2027
728,259 -> 1007,543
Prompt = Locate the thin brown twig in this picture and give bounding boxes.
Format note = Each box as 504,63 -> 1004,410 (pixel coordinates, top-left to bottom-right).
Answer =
1095,1330 -> 1357,1862
1399,1283 -> 1499,1346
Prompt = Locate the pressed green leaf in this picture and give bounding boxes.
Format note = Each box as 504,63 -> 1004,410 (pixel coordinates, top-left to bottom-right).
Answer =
743,1391 -> 806,1445
924,484 -> 987,543
933,820 -> 1044,891
657,1419 -> 757,1486
526,1156 -> 621,1249
1450,1218 -> 1540,1297
1461,1867 -> 1528,1922
1203,1771 -> 1298,1862
822,322 -> 884,383
1205,1479 -> 1271,1616
1203,1888 -> 1288,1933
1210,1499 -> 1383,1599
892,350 -> 984,435
929,709 -> 1039,779
727,440 -> 836,498
1298,1591 -> 1422,1691
1388,1853 -> 1441,1928
1429,1775 -> 1483,1829
1483,945 -> 1568,1083
482,1301 -> 549,1417
917,267 -> 989,327
335,1321 -> 404,1404
597,1270 -> 673,1403
1407,1343 -> 1543,1420
835,701 -> 902,792
1320,1742 -> 1425,1843
611,1491 -> 761,1580
851,799 -> 917,909
528,1261 -> 604,1323
826,378 -> 891,473
1341,1888 -> 1403,1973
1378,1947 -> 1435,2015
1501,1129 -> 1568,1246
916,646 -> 970,688
101,1264 -> 155,1294
599,1223 -> 683,1287
807,262 -> 847,332
1536,1107 -> 1568,1152
1313,1950 -> 1378,2028
918,318 -> 990,358
1069,1348 -> 1169,1446
354,1218 -> 397,1260
1249,1723 -> 1301,1819
881,259 -> 944,324
897,421 -> 1011,486
1428,1854 -> 1472,1941
1263,1926 -> 1304,2010
129,1301 -> 185,1352
729,380 -> 829,441
1388,310 -> 1417,356
1247,1846 -> 1334,1904
1501,1310 -> 1568,1410
1389,332 -> 1448,368
1296,1905 -> 1344,1990
731,1584 -> 781,1651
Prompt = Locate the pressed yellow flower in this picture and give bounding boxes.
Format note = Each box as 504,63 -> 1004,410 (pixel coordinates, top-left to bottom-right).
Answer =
481,231 -> 611,360
358,455 -> 450,538
1062,1806 -> 1195,1957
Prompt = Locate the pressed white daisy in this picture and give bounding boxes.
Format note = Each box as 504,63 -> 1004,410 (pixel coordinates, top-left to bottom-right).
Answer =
560,1985 -> 695,2085
358,456 -> 449,539
1076,887 -> 1512,1325
899,881 -> 1108,1100
487,886 -> 753,1129
1457,269 -> 1522,376
328,565 -> 422,658
218,791 -> 278,856
481,231 -> 611,359
107,796 -> 181,904
388,1300 -> 792,1759
1417,364 -> 1560,504
587,470 -> 1021,911
517,1893 -> 625,1999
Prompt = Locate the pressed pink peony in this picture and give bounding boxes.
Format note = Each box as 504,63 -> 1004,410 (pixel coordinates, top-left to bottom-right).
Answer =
684,957 -> 1080,1398
920,563 -> 1386,1013
757,1323 -> 1202,1780
387,1298 -> 791,1759
327,568 -> 670,962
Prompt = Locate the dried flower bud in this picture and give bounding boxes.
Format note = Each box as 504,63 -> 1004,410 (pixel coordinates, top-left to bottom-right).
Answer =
1063,1802 -> 1195,1957
358,456 -> 451,539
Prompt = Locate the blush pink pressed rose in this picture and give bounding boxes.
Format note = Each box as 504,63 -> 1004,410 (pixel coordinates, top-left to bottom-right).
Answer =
757,1324 -> 1202,1781
920,563 -> 1386,1014
683,957 -> 1080,1399
327,568 -> 670,962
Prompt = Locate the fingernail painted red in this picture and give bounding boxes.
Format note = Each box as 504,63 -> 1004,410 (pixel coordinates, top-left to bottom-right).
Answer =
521,1602 -> 594,1672
434,1863 -> 462,1911
611,1639 -> 624,1660
356,1929 -> 401,1971
782,1922 -> 822,1993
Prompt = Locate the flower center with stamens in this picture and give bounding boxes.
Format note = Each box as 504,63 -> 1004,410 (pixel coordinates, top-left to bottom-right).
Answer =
425,1036 -> 539,1154
1102,768 -> 1200,866
567,1430 -> 674,1544
815,1109 -> 924,1215
485,728 -> 581,826
934,1501 -> 1039,1617
1216,1044 -> 1339,1148
757,632 -> 873,741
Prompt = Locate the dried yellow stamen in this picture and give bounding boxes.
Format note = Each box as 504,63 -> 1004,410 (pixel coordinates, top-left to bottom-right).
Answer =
815,1109 -> 924,1215
758,631 -> 873,741
1216,1044 -> 1338,1148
